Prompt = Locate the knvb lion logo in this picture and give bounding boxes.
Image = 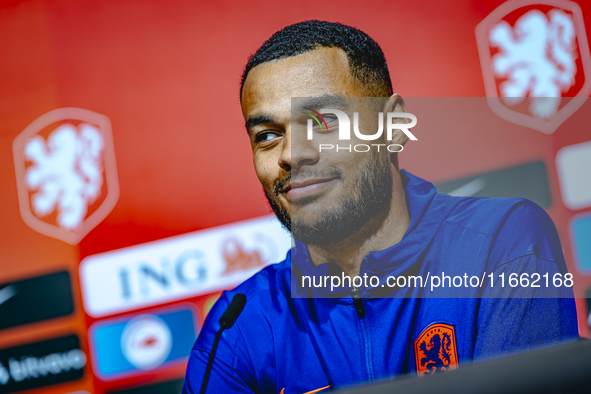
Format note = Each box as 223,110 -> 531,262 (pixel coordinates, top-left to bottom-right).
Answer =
414,323 -> 459,376
475,0 -> 591,134
13,108 -> 119,245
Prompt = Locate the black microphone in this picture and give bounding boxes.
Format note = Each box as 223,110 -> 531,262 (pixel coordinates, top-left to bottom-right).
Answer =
200,293 -> 247,394
219,293 -> 247,329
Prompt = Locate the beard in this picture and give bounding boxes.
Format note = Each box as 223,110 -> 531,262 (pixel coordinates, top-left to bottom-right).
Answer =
264,152 -> 393,246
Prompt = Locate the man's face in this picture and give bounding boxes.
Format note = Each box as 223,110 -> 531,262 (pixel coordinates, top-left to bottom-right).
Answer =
241,47 -> 393,245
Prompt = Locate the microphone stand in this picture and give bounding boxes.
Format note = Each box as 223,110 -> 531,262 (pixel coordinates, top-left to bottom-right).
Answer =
199,293 -> 246,394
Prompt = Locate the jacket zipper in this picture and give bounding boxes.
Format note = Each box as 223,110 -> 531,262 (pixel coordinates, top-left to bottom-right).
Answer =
352,282 -> 375,382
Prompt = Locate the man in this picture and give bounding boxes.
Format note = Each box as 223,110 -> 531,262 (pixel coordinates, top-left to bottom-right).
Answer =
183,21 -> 578,393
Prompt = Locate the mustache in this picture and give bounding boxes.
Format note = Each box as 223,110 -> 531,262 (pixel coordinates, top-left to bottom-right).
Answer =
273,174 -> 291,196
273,169 -> 342,196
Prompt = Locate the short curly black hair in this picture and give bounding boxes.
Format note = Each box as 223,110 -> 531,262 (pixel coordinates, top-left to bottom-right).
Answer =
240,20 -> 393,100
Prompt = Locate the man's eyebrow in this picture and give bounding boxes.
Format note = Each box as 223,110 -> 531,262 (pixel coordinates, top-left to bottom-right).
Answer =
245,96 -> 347,132
245,114 -> 275,131
296,95 -> 348,110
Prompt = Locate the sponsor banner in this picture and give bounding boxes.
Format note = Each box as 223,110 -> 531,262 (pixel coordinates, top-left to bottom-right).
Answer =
80,215 -> 290,317
108,378 -> 184,394
556,141 -> 591,210
0,335 -> 86,393
569,213 -> 591,274
435,161 -> 552,208
0,271 -> 74,331
89,306 -> 197,380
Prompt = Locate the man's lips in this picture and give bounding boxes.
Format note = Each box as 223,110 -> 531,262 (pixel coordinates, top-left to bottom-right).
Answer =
282,177 -> 337,200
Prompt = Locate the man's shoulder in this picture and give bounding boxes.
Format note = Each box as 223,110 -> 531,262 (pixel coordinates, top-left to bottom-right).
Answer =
433,194 -> 563,268
229,254 -> 292,302
194,255 -> 293,351
434,193 -> 552,239
208,253 -> 294,331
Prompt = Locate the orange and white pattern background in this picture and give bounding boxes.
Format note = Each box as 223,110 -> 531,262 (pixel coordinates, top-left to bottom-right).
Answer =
0,1 -> 590,393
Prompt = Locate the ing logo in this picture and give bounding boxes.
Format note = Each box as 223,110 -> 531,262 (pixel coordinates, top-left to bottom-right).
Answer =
13,108 -> 119,244
221,238 -> 266,275
475,0 -> 591,134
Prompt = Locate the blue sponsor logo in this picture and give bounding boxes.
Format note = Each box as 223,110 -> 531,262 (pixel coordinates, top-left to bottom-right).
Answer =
90,306 -> 197,380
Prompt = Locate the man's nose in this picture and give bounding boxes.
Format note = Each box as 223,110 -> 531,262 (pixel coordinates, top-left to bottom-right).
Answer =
278,124 -> 319,171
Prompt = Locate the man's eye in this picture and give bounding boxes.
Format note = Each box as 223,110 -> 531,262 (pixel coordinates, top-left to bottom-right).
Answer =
320,115 -> 338,131
323,115 -> 338,124
255,131 -> 280,143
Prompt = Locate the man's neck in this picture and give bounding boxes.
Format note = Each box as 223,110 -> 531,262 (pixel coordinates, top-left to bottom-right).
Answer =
306,168 -> 410,279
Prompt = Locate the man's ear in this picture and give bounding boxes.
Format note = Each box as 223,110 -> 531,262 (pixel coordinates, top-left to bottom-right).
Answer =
382,93 -> 412,147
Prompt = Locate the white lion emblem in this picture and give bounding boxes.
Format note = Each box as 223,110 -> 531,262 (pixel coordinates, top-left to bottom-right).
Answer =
489,9 -> 578,119
24,123 -> 104,230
